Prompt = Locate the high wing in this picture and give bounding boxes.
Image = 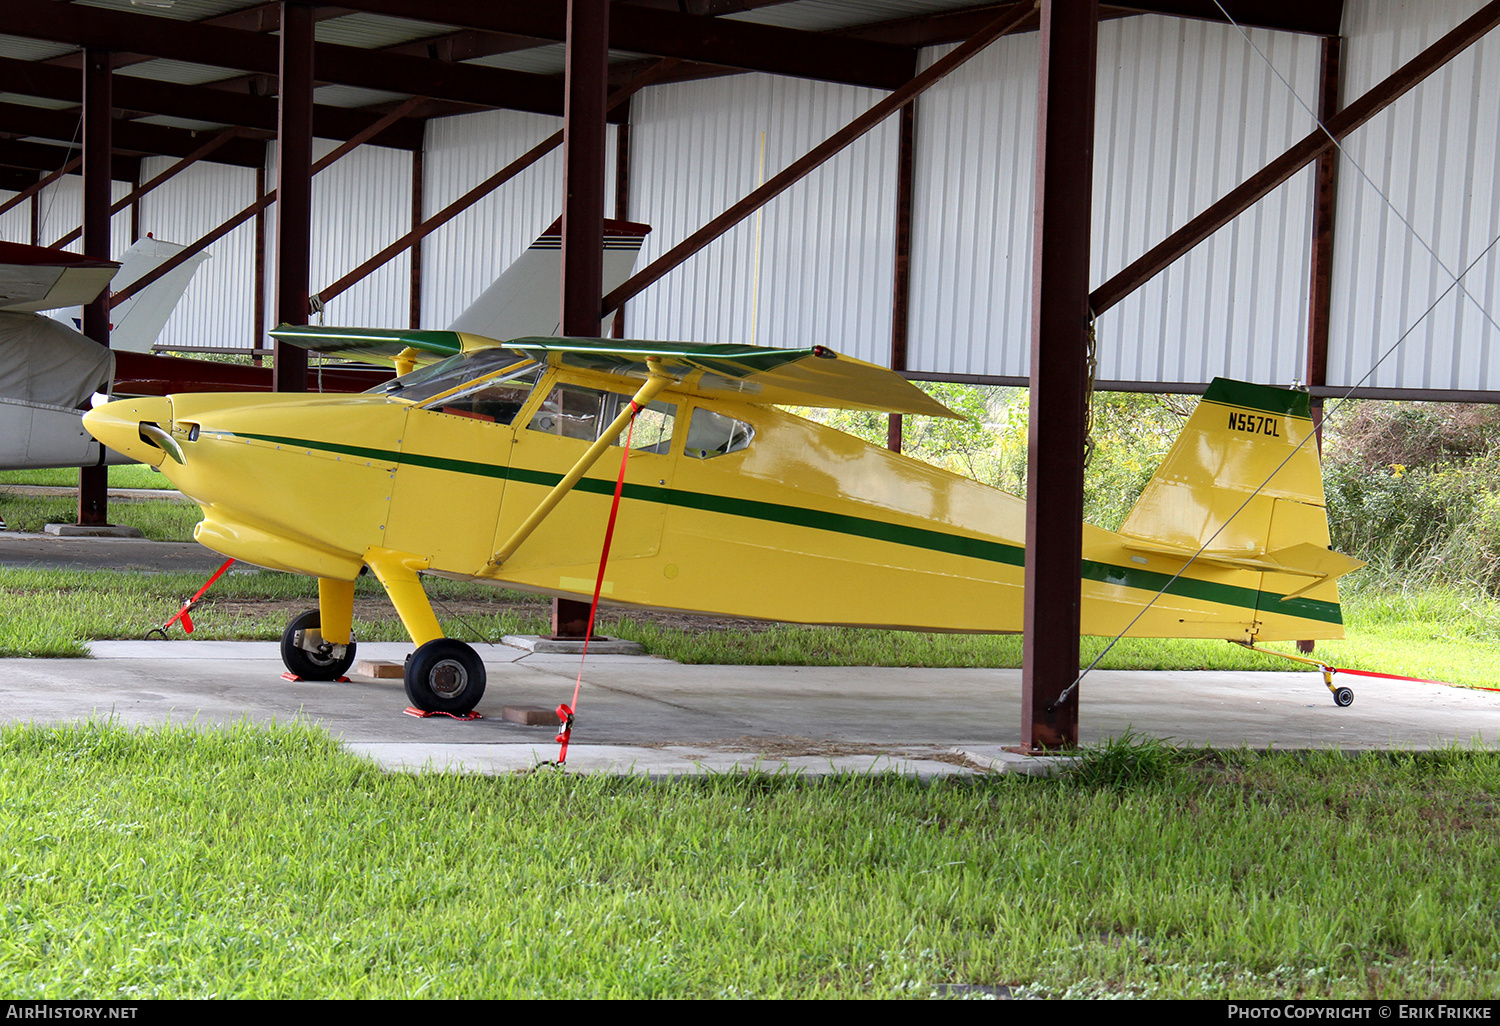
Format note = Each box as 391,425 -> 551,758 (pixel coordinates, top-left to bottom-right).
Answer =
0,242 -> 117,313
267,324 -> 466,365
269,324 -> 961,419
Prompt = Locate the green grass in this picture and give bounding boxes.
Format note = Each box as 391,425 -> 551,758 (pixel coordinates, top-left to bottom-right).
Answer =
0,492 -> 202,540
2,563 -> 1498,690
0,567 -> 551,657
2,720 -> 1499,998
0,465 -> 176,489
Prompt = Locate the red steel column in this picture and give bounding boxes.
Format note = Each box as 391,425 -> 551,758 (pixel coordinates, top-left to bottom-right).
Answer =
1022,0 -> 1098,751
555,0 -> 610,639
254,165 -> 267,361
611,109 -> 631,338
1298,35 -> 1342,657
272,0 -> 314,392
1306,35 -> 1342,444
888,100 -> 916,453
79,48 -> 112,527
409,146 -> 424,329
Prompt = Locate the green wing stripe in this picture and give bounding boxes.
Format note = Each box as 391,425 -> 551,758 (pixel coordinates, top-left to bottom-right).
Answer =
222,429 -> 1341,625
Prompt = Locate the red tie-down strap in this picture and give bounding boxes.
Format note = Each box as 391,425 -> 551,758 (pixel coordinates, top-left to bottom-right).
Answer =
1331,666 -> 1500,693
554,402 -> 641,767
146,558 -> 235,638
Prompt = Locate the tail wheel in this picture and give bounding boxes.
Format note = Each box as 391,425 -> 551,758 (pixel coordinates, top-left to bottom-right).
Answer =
1333,687 -> 1354,708
280,610 -> 356,681
405,639 -> 486,713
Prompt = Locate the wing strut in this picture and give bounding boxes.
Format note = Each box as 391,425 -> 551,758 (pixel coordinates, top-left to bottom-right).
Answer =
489,359 -> 673,567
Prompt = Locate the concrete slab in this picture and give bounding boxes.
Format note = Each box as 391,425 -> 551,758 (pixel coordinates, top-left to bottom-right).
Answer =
0,531 -> 229,573
503,634 -> 645,655
0,641 -> 1494,778
43,523 -> 143,538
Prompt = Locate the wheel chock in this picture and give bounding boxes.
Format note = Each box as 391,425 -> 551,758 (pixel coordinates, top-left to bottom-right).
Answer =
402,707 -> 483,721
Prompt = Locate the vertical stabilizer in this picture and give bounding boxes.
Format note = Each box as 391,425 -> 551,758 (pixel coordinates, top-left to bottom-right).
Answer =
1119,378 -> 1330,560
100,238 -> 212,353
446,219 -> 650,339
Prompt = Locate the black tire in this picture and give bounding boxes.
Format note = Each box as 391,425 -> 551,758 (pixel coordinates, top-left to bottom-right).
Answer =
1333,687 -> 1354,708
279,609 -> 357,682
404,638 -> 486,713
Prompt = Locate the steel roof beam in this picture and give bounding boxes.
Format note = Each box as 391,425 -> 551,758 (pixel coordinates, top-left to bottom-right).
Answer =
110,96 -> 424,310
0,55 -> 421,151
2,0 -> 571,118
0,100 -> 267,168
49,129 -> 245,250
844,2 -> 1339,45
1110,1 -> 1342,37
310,0 -> 918,91
0,142 -> 137,183
312,59 -> 676,307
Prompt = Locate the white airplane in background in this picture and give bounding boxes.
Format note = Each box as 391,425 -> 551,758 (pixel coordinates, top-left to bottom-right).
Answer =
0,237 -> 211,471
0,219 -> 650,472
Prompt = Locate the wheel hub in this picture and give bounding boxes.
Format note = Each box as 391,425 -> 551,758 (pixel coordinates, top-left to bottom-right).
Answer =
429,658 -> 468,698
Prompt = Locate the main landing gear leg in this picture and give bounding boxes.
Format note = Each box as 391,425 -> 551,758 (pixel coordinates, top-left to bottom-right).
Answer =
279,577 -> 358,681
364,547 -> 487,714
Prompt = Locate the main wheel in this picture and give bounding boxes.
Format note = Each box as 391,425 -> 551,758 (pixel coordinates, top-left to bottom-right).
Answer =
279,609 -> 357,681
1333,687 -> 1354,707
404,639 -> 486,714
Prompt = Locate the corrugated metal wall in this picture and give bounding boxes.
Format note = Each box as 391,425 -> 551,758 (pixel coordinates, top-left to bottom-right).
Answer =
23,175 -> 132,256
909,16 -> 1322,384
625,73 -> 897,361
420,108 -> 619,330
1328,0 -> 1500,392
907,31 -> 1038,378
264,139 -> 415,336
134,157 -> 260,350
0,193 -> 28,244
307,138 -> 413,331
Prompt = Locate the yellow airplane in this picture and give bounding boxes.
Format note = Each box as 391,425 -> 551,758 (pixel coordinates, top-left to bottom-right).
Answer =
81,325 -> 1362,714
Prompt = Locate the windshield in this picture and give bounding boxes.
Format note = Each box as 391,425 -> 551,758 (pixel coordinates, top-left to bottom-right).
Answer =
371,348 -> 536,405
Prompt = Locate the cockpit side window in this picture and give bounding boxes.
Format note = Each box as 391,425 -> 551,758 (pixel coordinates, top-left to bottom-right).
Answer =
377,349 -> 537,410
425,364 -> 542,424
683,407 -> 754,459
528,383 -> 676,452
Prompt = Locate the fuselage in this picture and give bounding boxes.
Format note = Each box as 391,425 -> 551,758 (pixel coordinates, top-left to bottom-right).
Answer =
83,362 -> 1345,642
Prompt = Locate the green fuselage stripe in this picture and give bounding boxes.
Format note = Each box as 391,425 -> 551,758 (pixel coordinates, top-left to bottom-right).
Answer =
219,430 -> 1342,625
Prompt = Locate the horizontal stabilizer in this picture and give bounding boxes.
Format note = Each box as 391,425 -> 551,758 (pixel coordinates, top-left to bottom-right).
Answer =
1122,539 -> 1364,580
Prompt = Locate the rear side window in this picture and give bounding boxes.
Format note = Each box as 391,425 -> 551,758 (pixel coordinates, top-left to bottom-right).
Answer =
528,383 -> 676,452
684,408 -> 754,459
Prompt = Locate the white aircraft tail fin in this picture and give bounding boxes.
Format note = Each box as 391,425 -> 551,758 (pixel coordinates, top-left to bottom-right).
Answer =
446,218 -> 650,339
99,237 -> 211,353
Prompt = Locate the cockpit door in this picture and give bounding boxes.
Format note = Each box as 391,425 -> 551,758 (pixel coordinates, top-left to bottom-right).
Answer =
494,378 -> 677,577
381,356 -> 541,573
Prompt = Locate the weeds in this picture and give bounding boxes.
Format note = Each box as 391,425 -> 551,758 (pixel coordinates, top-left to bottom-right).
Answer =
1067,730 -> 1187,791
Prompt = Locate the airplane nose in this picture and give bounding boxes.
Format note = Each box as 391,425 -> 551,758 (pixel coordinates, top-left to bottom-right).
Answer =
82,396 -> 180,468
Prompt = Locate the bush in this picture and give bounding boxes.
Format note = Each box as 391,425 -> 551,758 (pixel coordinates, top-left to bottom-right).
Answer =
1324,401 -> 1500,593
